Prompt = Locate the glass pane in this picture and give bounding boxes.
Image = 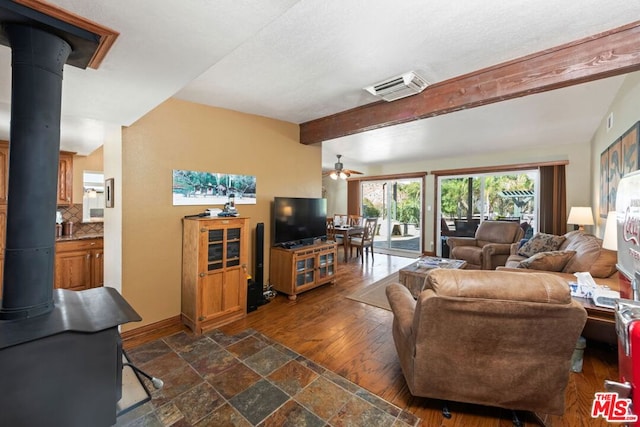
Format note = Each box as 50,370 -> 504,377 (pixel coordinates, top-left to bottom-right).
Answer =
361,178 -> 422,256
296,260 -> 305,272
227,228 -> 241,240
306,258 -> 314,269
439,170 -> 538,256
208,244 -> 223,262
296,273 -> 305,287
227,241 -> 240,259
208,262 -> 222,271
209,229 -> 223,242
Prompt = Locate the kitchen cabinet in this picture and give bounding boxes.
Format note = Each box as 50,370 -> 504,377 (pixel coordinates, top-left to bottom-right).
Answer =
182,217 -> 248,334
57,151 -> 74,205
54,238 -> 103,291
269,242 -> 337,300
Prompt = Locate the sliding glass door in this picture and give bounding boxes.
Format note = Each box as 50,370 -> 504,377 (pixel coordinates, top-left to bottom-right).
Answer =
437,170 -> 537,256
361,177 -> 422,256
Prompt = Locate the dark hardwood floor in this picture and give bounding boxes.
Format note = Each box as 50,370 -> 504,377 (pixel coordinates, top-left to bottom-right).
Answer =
124,252 -> 619,426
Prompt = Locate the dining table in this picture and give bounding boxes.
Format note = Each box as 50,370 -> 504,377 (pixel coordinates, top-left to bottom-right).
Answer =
333,225 -> 364,262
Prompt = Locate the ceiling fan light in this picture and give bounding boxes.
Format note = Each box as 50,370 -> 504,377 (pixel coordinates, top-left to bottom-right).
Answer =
330,171 -> 338,180
339,171 -> 348,179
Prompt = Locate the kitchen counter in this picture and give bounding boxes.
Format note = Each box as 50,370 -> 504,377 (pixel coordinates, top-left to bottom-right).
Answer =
56,233 -> 103,242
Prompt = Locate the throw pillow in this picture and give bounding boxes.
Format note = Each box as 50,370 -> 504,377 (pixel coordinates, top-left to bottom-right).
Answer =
517,233 -> 566,258
518,250 -> 576,272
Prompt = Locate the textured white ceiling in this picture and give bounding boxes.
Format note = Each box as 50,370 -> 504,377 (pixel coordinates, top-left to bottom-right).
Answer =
0,0 -> 636,162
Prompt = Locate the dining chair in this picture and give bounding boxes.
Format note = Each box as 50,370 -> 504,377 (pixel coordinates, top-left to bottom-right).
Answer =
349,217 -> 378,262
348,214 -> 363,227
334,214 -> 348,227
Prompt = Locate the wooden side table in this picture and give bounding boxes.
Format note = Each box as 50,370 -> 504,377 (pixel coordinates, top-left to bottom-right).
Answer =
573,296 -> 617,345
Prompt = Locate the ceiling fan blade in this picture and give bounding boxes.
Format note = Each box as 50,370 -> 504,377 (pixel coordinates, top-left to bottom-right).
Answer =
344,169 -> 363,175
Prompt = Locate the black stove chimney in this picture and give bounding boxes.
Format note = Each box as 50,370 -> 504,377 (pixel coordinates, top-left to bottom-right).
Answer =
0,24 -> 71,320
0,5 -> 142,426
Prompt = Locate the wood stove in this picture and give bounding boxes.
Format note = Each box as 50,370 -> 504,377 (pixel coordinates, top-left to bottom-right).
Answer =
0,3 -> 140,426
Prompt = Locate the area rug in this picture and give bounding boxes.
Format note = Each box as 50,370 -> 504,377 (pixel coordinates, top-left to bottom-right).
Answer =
346,272 -> 400,311
117,328 -> 420,426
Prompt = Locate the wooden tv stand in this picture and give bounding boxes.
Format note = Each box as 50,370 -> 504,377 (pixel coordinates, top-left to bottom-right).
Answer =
270,242 -> 337,300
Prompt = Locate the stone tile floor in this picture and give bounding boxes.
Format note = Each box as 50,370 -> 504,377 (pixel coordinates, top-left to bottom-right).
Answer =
115,328 -> 420,426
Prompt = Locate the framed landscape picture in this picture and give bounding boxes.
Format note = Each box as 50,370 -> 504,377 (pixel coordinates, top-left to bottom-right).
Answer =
172,170 -> 257,206
599,150 -> 609,218
608,138 -> 623,217
600,121 -> 640,217
621,122 -> 639,175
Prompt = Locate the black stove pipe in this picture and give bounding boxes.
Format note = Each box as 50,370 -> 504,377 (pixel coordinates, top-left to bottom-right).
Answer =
0,24 -> 71,320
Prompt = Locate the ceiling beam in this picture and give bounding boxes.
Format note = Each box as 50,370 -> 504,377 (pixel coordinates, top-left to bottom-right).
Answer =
300,20 -> 640,145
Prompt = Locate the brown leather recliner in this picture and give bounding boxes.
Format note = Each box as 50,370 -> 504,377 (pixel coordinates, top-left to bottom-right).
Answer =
447,220 -> 524,269
386,269 -> 587,416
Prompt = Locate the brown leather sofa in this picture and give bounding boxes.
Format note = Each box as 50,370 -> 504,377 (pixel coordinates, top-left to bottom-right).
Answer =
386,269 -> 587,416
498,230 -> 619,290
446,220 -> 524,270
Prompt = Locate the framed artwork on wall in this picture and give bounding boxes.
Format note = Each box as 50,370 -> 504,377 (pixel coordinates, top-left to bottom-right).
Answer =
608,138 -> 623,217
599,150 -> 609,218
172,169 -> 257,206
621,122 -> 639,174
600,121 -> 640,217
105,178 -> 114,208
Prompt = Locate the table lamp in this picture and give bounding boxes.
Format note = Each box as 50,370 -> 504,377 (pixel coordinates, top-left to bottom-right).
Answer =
602,211 -> 618,251
567,207 -> 594,231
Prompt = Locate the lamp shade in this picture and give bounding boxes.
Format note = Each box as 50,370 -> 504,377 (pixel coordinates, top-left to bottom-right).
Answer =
602,211 -> 618,251
567,207 -> 594,230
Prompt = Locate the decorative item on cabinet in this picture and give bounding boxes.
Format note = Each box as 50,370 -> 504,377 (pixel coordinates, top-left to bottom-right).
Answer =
181,216 -> 248,334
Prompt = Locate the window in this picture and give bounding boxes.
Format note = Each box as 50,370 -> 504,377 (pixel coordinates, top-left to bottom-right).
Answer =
437,170 -> 538,255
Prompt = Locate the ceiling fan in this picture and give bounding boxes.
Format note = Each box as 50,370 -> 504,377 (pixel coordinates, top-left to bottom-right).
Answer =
324,154 -> 363,180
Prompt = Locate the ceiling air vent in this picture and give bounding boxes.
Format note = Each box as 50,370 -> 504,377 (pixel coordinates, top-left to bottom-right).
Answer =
364,71 -> 429,102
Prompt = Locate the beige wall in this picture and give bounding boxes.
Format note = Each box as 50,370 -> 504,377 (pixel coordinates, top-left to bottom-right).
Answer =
591,72 -> 640,237
121,98 -> 321,330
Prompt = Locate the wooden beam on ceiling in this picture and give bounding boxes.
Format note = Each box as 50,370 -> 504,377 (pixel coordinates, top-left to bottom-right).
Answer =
300,20 -> 640,145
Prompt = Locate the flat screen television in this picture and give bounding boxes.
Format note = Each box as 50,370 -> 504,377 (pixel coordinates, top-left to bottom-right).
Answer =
273,197 -> 327,247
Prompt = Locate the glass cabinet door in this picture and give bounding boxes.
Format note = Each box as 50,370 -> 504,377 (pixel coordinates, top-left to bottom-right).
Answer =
318,252 -> 335,279
295,255 -> 315,288
226,227 -> 241,267
207,226 -> 242,270
207,229 -> 224,270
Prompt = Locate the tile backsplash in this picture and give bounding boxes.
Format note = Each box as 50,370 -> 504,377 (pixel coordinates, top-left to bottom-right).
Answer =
57,204 -> 104,236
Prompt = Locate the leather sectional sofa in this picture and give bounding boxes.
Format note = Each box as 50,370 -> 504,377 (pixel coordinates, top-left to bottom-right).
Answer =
497,230 -> 619,290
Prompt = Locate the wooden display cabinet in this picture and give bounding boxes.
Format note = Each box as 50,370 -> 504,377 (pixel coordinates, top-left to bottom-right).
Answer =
54,238 -> 104,291
181,216 -> 248,334
270,242 -> 337,300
